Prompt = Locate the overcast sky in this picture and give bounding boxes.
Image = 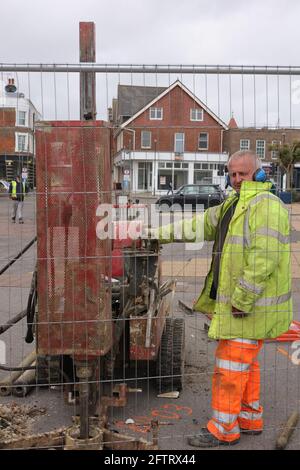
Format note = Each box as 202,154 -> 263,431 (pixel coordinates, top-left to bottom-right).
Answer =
0,0 -> 298,64
1,0 -> 300,124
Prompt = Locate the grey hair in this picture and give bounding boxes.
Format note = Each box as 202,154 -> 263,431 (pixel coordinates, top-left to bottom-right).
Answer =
227,150 -> 262,170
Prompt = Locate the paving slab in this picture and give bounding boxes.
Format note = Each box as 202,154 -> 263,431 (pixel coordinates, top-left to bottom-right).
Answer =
0,197 -> 300,450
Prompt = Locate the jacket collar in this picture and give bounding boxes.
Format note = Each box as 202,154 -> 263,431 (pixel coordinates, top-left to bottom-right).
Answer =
231,181 -> 272,202
228,181 -> 273,222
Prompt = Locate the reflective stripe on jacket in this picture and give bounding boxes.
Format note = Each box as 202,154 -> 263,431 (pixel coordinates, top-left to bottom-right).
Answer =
159,181 -> 292,339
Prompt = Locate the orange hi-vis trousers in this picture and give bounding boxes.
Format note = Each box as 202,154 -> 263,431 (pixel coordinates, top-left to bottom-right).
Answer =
207,339 -> 264,443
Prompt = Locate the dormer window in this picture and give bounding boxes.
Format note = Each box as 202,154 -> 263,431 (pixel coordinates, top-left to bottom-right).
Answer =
190,108 -> 203,121
149,107 -> 163,120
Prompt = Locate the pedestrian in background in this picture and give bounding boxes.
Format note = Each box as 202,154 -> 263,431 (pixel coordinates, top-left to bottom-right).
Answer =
167,181 -> 173,195
9,174 -> 27,224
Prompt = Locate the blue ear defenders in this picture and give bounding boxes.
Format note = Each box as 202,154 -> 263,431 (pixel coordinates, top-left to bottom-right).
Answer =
253,168 -> 267,182
226,168 -> 267,188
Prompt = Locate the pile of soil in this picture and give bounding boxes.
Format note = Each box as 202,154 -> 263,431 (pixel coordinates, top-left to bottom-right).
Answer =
0,403 -> 46,442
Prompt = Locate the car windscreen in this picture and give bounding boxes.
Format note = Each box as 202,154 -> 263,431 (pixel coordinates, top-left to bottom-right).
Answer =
199,186 -> 219,193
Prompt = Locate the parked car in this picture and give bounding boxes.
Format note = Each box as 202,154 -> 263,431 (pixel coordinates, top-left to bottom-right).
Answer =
156,184 -> 225,211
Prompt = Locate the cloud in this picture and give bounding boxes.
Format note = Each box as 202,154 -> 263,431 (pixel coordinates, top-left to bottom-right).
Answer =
0,0 -> 299,65
1,0 -> 300,123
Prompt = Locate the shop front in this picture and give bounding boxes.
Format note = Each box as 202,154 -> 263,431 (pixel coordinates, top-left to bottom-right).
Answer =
114,150 -> 229,194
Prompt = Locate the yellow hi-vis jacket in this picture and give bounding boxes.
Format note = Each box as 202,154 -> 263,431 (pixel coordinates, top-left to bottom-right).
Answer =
11,180 -> 26,199
159,181 -> 292,340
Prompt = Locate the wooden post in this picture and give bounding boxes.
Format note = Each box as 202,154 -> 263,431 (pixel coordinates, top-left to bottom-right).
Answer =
79,22 -> 96,120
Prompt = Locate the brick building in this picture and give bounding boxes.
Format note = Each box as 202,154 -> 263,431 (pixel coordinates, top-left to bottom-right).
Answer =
111,80 -> 228,194
223,121 -> 300,188
0,78 -> 41,186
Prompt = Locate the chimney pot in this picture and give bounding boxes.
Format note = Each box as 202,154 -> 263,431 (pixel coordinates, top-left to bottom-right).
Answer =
5,78 -> 17,93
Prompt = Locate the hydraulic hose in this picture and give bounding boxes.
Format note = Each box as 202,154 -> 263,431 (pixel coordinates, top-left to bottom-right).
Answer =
0,239 -> 37,337
25,268 -> 37,344
0,309 -> 27,336
0,236 -> 37,276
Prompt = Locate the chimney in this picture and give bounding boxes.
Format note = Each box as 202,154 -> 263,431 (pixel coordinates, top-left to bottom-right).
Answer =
228,115 -> 238,129
107,107 -> 113,122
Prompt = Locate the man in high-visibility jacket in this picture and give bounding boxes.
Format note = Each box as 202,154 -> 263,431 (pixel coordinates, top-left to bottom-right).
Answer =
158,150 -> 292,447
9,174 -> 27,224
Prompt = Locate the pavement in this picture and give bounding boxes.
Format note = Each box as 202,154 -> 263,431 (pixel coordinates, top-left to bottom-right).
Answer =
0,196 -> 300,450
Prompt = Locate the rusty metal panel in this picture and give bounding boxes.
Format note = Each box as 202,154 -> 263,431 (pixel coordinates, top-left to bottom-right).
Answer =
36,121 -> 112,357
80,22 -> 96,120
129,298 -> 168,361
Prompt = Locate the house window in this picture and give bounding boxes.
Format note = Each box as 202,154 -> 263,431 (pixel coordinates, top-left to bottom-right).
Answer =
271,140 -> 280,160
198,133 -> 208,150
149,107 -> 163,120
174,133 -> 185,154
256,140 -> 265,159
18,111 -> 26,126
193,168 -> 213,184
17,133 -> 27,152
190,108 -> 203,121
240,139 -> 250,151
141,131 -> 151,149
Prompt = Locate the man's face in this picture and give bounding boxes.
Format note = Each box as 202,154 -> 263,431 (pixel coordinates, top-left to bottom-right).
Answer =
228,157 -> 256,192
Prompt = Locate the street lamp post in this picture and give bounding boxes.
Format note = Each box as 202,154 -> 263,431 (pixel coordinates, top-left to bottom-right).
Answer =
123,128 -> 135,195
153,139 -> 157,197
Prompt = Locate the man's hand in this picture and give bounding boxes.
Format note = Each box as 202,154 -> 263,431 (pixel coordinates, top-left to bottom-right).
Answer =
232,306 -> 248,318
141,225 -> 158,240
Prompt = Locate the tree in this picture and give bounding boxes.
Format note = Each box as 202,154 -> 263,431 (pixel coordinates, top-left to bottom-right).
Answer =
268,140 -> 300,190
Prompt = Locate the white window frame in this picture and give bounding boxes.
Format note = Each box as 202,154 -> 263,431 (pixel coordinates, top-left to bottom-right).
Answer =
240,139 -> 250,151
190,108 -> 203,121
198,132 -> 209,150
256,140 -> 265,159
16,133 -> 28,152
141,130 -> 152,149
174,133 -> 185,154
271,140 -> 281,160
149,107 -> 163,120
18,110 -> 26,126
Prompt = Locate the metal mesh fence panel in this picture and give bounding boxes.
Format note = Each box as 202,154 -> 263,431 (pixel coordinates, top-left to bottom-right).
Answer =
0,63 -> 299,450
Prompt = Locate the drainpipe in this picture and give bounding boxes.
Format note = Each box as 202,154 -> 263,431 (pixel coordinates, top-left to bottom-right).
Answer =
124,128 -> 135,195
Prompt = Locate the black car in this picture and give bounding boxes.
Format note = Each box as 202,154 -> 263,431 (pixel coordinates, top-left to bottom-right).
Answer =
156,184 -> 224,211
